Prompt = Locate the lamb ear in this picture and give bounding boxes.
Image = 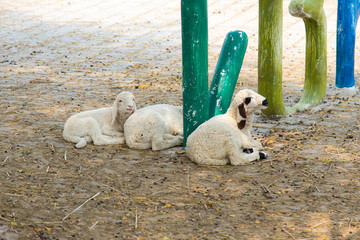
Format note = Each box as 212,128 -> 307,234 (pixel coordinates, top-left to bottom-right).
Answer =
237,120 -> 246,130
111,100 -> 118,126
238,103 -> 247,118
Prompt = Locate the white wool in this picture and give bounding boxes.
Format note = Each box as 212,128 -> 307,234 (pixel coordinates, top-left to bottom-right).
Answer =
186,89 -> 269,165
124,104 -> 183,151
63,91 -> 136,148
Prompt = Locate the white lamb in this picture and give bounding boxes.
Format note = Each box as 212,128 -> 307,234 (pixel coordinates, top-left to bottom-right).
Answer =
124,104 -> 183,151
63,91 -> 136,148
186,89 -> 269,166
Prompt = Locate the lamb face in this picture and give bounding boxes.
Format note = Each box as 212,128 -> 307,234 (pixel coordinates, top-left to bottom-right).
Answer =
116,91 -> 136,114
234,89 -> 268,129
112,91 -> 136,121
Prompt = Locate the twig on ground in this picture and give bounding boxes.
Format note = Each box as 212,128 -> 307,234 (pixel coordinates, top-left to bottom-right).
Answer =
348,218 -> 353,230
0,216 -> 11,222
311,221 -> 324,229
350,151 -> 360,158
99,182 -> 118,192
5,193 -> 25,197
49,144 -> 55,152
302,169 -> 322,178
260,156 -> 288,164
135,207 -> 138,229
261,184 -> 273,197
89,220 -> 99,230
281,227 -> 296,239
64,150 -> 67,161
267,181 -> 277,188
150,190 -> 175,196
326,164 -> 334,173
187,166 -> 190,193
302,184 -> 311,192
87,175 -> 129,198
62,192 -> 100,221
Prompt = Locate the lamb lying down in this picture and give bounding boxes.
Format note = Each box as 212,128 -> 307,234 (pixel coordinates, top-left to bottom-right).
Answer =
63,91 -> 136,148
186,89 -> 269,165
124,104 -> 183,151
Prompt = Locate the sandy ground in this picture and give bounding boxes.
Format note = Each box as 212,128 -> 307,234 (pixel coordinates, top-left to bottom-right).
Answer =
1,0 -> 360,239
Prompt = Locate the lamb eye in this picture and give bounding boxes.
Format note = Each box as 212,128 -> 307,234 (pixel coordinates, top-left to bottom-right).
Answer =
245,97 -> 252,105
119,100 -> 122,103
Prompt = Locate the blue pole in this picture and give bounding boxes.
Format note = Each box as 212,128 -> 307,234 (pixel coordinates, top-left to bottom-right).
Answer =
335,0 -> 360,89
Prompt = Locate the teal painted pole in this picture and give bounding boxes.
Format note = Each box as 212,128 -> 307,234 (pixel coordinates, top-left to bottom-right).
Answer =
289,0 -> 327,113
181,0 -> 208,147
258,0 -> 287,115
209,30 -> 248,118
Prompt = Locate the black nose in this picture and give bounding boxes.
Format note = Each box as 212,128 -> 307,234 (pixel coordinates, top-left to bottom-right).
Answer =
262,99 -> 268,107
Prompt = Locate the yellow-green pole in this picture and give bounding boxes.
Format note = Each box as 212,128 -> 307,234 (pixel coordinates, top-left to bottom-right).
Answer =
289,0 -> 327,113
258,0 -> 287,115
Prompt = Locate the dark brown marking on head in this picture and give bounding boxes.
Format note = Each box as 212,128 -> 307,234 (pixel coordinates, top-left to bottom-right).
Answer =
238,103 -> 247,119
237,120 -> 246,130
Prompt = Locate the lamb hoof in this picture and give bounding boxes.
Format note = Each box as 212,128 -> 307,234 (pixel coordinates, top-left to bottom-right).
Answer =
259,152 -> 269,160
75,139 -> 87,148
243,148 -> 254,154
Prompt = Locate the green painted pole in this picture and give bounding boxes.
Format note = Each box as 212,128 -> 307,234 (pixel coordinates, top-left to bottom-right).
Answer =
181,0 -> 208,147
258,0 -> 287,115
289,0 -> 327,113
209,30 -> 248,118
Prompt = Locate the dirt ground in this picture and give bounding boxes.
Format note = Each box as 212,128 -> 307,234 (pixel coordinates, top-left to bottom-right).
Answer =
1,0 -> 360,239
